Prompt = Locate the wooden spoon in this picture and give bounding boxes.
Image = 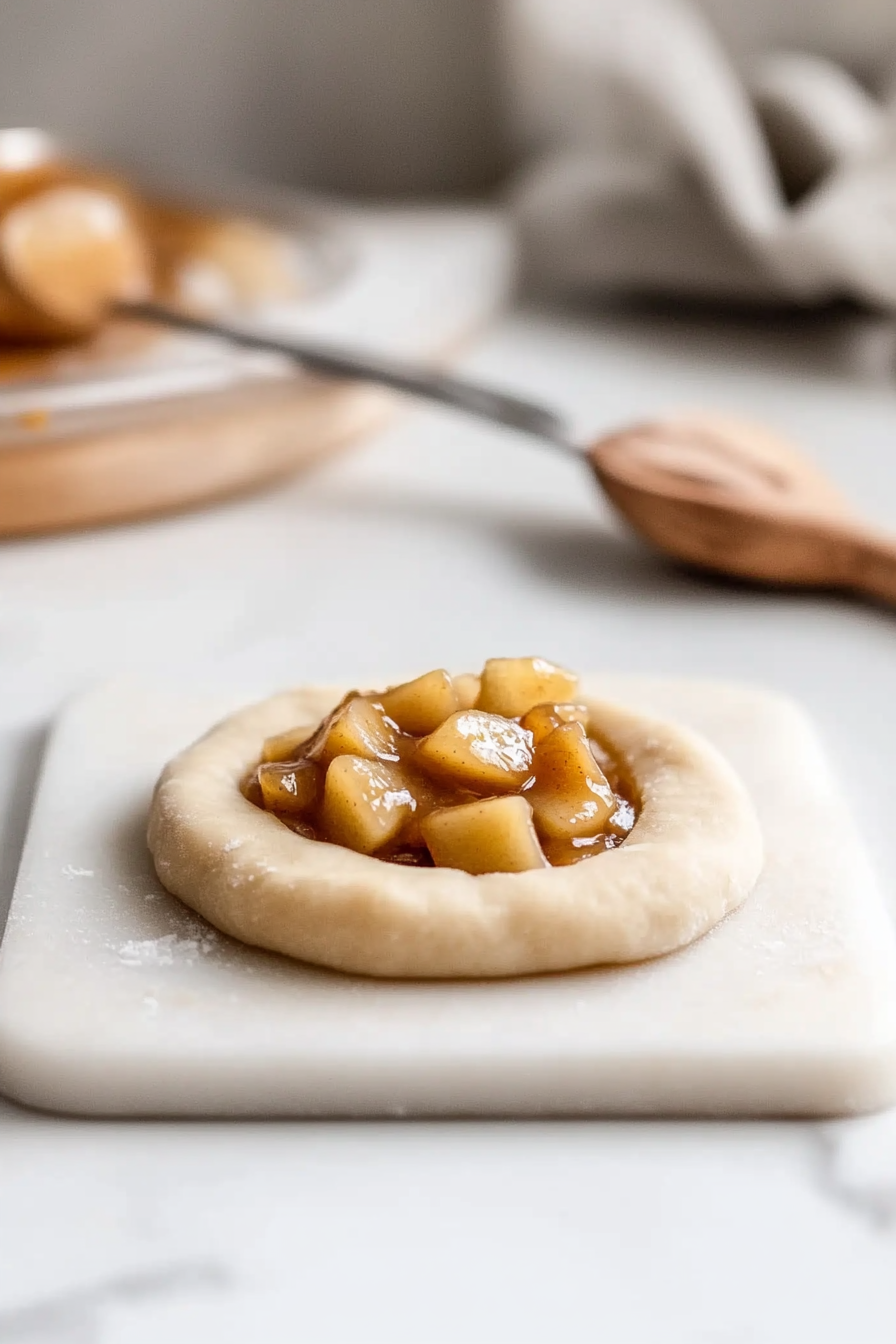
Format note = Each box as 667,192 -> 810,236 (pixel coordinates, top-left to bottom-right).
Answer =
587,413 -> 896,603
121,316 -> 896,607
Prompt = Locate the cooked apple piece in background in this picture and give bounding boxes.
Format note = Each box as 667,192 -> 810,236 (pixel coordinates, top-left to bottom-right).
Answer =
306,696 -> 400,767
1,184 -> 151,335
261,724 -> 316,763
520,702 -> 590,746
320,757 -> 416,854
477,657 -> 579,717
416,711 -> 534,793
146,203 -> 303,311
422,795 -> 547,874
257,759 -> 322,815
529,722 -> 616,840
453,673 -> 481,710
378,669 -> 458,735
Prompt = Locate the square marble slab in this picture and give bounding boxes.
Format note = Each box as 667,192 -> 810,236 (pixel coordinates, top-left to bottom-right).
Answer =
0,676 -> 894,1118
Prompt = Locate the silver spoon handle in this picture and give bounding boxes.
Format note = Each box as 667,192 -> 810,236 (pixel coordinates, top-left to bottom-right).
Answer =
119,301 -> 580,457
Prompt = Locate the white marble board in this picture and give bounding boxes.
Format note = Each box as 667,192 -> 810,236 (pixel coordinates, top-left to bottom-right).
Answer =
0,675 -> 894,1120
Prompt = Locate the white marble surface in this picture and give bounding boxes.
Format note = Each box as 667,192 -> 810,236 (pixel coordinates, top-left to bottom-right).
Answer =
2,299 -> 896,1338
8,677 -> 895,1120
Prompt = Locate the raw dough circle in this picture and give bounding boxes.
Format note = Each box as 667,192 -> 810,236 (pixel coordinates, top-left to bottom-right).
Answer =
147,683 -> 763,979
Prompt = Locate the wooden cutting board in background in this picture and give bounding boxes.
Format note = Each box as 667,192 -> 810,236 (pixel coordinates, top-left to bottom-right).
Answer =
0,206 -> 514,536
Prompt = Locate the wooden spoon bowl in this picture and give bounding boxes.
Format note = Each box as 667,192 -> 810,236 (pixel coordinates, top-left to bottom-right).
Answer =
587,413 -> 896,604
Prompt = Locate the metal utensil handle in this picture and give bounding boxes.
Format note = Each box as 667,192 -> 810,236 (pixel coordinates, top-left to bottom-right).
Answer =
121,301 -> 579,456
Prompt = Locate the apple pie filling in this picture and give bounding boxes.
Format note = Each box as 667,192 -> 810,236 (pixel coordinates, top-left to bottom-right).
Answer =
241,658 -> 637,875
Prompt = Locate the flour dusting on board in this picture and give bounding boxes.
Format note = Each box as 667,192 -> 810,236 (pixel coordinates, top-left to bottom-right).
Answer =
118,926 -> 220,968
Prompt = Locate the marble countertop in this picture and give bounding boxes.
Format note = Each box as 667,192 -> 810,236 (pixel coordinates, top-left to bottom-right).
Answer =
2,298 -> 896,1342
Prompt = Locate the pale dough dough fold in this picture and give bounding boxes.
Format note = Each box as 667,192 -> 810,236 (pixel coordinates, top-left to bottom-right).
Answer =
147,683 -> 763,978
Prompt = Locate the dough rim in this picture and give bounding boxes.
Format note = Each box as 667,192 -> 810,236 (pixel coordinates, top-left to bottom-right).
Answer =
147,682 -> 764,978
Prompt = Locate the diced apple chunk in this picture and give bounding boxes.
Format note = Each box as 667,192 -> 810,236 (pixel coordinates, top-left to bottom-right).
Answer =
422,795 -> 547,874
306,696 -> 400,767
528,722 -> 616,840
261,724 -> 315,763
477,657 -> 579,717
453,673 -> 481,710
257,759 -> 322,814
320,756 -> 416,854
520,702 -> 590,746
378,669 -> 458,735
416,711 -> 534,793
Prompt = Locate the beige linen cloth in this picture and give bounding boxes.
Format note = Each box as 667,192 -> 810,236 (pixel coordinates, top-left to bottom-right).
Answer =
507,0 -> 896,305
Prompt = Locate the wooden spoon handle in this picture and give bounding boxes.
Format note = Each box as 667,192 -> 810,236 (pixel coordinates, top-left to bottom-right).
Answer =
847,533 -> 896,605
